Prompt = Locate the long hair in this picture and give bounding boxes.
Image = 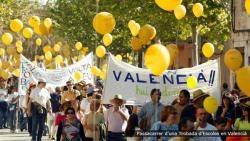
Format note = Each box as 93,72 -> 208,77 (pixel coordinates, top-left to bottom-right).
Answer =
240,107 -> 250,122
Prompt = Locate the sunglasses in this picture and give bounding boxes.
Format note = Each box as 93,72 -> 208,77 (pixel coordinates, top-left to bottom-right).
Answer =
67,84 -> 73,86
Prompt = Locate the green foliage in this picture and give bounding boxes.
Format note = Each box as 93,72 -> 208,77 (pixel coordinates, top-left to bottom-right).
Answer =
48,0 -> 231,54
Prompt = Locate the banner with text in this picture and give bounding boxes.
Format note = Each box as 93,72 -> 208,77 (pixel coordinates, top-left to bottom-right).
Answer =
19,53 -> 93,95
103,55 -> 221,105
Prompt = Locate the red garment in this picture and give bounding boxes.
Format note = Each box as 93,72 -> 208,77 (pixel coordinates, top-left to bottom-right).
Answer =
55,113 -> 66,126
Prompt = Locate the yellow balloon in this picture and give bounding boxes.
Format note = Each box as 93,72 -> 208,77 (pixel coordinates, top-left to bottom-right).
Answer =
73,71 -> 83,82
95,45 -> 106,58
22,28 -> 33,39
2,33 -> 13,45
203,96 -> 218,114
53,44 -> 61,52
236,67 -> 250,96
2,61 -> 10,70
93,12 -> 116,35
15,41 -> 22,47
128,20 -> 136,28
246,0 -> 250,15
28,16 -> 40,27
45,51 -> 52,61
102,33 -> 113,46
131,37 -> 143,51
186,76 -> 197,89
174,5 -> 186,20
43,45 -> 52,53
36,38 -> 42,46
55,55 -> 63,63
102,64 -> 107,71
1,70 -> 10,80
0,60 -> 2,68
34,24 -> 42,35
10,19 -> 23,32
115,54 -> 122,61
0,48 -> 5,56
155,0 -> 182,11
12,69 -> 20,77
17,46 -> 23,53
166,44 -> 179,66
44,18 -> 52,28
6,46 -> 15,55
193,3 -> 204,18
202,43 -> 214,58
144,44 -> 170,75
128,20 -> 140,36
100,70 -> 106,80
39,55 -> 44,60
224,49 -> 242,71
91,66 -> 101,76
39,23 -> 50,35
139,24 -> 156,44
75,42 -> 82,50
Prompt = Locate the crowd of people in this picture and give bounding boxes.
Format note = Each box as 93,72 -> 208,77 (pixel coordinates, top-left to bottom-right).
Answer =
0,76 -> 249,141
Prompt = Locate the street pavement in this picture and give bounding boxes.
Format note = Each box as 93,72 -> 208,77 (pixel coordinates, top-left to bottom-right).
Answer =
0,129 -> 52,141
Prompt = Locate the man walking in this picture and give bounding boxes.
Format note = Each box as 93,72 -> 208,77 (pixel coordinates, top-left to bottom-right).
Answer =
27,78 -> 52,141
105,94 -> 129,141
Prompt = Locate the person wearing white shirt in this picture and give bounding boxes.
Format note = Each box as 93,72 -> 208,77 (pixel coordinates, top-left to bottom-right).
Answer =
105,94 -> 129,141
27,78 -> 52,141
7,86 -> 19,133
194,108 -> 222,141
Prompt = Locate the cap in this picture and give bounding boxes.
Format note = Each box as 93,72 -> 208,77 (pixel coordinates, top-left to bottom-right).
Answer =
66,80 -> 73,85
38,78 -> 46,83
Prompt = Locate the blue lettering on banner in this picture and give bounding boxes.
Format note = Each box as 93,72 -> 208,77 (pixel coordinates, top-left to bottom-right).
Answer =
163,74 -> 174,84
149,74 -> 159,84
113,70 -> 121,81
176,74 -> 187,84
136,74 -> 147,83
197,72 -> 207,82
112,70 -> 213,86
125,73 -> 135,82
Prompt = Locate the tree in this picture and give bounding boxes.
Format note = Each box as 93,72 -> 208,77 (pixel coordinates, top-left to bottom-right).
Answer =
47,0 -> 231,61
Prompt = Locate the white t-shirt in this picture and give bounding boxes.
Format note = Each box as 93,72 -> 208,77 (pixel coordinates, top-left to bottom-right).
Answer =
7,92 -> 18,104
0,89 -> 7,101
80,98 -> 90,114
104,106 -> 129,133
30,87 -> 51,108
194,123 -> 222,141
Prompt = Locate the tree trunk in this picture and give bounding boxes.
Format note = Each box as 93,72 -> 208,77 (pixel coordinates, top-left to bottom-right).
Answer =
192,26 -> 199,66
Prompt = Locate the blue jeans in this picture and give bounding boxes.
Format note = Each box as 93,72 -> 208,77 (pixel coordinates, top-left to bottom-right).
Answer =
31,104 -> 46,141
19,108 -> 27,130
0,101 -> 8,128
8,104 -> 17,130
107,132 -> 126,141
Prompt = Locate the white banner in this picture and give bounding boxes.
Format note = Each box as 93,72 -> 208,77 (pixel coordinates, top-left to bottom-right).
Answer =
18,53 -> 93,95
103,55 -> 221,105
